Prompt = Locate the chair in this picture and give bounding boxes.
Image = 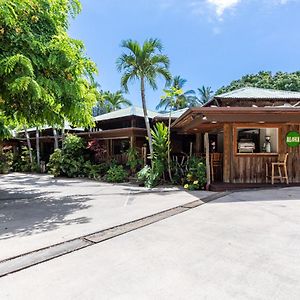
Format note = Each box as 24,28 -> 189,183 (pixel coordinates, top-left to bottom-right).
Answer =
266,153 -> 289,185
210,153 -> 223,182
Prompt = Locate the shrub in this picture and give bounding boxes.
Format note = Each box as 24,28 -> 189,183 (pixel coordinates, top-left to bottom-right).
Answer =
0,151 -> 13,174
137,164 -> 162,188
47,149 -> 62,177
106,165 -> 128,183
12,147 -> 36,172
183,156 -> 206,190
47,135 -> 86,178
126,147 -> 142,173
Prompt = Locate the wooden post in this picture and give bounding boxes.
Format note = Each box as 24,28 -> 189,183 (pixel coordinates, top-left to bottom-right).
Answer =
130,136 -> 136,149
223,124 -> 232,183
195,133 -> 201,155
189,142 -> 193,157
204,132 -> 211,190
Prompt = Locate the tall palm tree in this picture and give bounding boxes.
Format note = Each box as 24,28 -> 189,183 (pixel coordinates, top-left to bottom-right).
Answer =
117,38 -> 171,158
156,76 -> 197,111
197,86 -> 214,105
103,90 -> 131,112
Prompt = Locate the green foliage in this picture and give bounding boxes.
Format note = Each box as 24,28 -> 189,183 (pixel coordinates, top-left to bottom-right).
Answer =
102,90 -> 131,112
106,165 -> 128,183
216,71 -> 300,95
0,0 -> 98,128
137,165 -> 162,188
82,161 -> 109,180
117,38 -> 172,92
126,147 -> 142,173
183,157 -> 206,190
12,147 -> 36,172
0,151 -> 13,174
47,149 -> 62,177
151,122 -> 168,167
197,86 -> 214,105
47,134 -> 85,177
157,76 -> 197,111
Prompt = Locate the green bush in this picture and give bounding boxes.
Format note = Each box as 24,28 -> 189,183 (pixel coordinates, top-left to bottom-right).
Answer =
0,151 -> 13,174
183,156 -> 206,190
12,147 -> 37,172
47,135 -> 86,178
126,147 -> 142,173
47,149 -> 62,177
106,165 -> 128,183
137,164 -> 162,188
83,161 -> 109,180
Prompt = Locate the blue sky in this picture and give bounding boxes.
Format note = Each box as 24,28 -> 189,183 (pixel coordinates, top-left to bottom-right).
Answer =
69,0 -> 300,111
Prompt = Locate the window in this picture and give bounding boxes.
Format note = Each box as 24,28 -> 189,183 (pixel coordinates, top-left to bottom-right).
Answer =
236,128 -> 278,154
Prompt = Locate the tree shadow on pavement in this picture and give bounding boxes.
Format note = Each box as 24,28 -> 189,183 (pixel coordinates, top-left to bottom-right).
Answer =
0,187 -> 91,240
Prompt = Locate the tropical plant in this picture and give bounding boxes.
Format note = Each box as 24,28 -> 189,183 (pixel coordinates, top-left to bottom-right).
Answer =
0,151 -> 13,174
117,38 -> 172,158
0,0 -> 98,129
102,91 -> 131,112
156,76 -> 197,111
47,134 -> 86,178
197,86 -> 214,105
137,122 -> 168,188
106,165 -> 128,183
47,149 -> 62,177
183,156 -> 206,190
216,71 -> 300,95
126,147 -> 142,173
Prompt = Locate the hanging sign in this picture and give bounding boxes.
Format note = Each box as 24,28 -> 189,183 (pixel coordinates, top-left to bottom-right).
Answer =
286,131 -> 300,147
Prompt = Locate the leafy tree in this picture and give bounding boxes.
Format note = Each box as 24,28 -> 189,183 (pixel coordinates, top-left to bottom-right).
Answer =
117,38 -> 171,158
102,90 -> 131,112
0,0 -> 98,129
216,71 -> 300,95
156,75 -> 197,111
197,86 -> 214,105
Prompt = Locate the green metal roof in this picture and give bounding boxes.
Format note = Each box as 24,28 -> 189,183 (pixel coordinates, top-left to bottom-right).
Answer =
215,87 -> 300,99
94,106 -> 158,122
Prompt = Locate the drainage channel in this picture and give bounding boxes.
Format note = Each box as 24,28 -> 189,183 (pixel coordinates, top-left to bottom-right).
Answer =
0,191 -> 230,278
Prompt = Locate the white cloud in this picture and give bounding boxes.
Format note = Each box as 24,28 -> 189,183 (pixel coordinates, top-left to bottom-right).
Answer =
206,0 -> 241,16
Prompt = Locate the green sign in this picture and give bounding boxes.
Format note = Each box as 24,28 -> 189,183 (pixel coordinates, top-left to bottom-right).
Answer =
286,131 -> 300,147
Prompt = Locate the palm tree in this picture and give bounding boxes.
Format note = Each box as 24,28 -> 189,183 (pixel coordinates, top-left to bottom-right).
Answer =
156,76 -> 197,111
103,90 -> 131,112
197,86 -> 214,105
116,38 -> 171,158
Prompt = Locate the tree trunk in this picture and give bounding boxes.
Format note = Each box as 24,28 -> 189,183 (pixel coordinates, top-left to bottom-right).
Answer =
61,126 -> 65,143
168,109 -> 173,182
36,127 -> 40,170
24,125 -> 33,166
140,77 -> 153,160
53,128 -> 59,149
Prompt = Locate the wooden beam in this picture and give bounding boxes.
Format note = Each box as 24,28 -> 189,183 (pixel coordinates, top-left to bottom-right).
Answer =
204,132 -> 211,190
223,124 -> 232,183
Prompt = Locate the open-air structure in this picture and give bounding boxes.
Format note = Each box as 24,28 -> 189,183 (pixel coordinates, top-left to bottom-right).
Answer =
172,87 -> 300,188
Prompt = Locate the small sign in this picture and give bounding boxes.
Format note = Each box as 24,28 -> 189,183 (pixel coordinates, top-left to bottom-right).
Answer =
286,131 -> 300,147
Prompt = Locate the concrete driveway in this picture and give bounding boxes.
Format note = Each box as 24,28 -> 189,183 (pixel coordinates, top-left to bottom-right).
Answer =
0,173 -> 212,261
1,174 -> 300,299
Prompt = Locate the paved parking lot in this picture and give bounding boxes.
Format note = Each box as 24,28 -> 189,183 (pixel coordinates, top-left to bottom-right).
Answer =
1,173 -> 300,299
0,173 -> 212,260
